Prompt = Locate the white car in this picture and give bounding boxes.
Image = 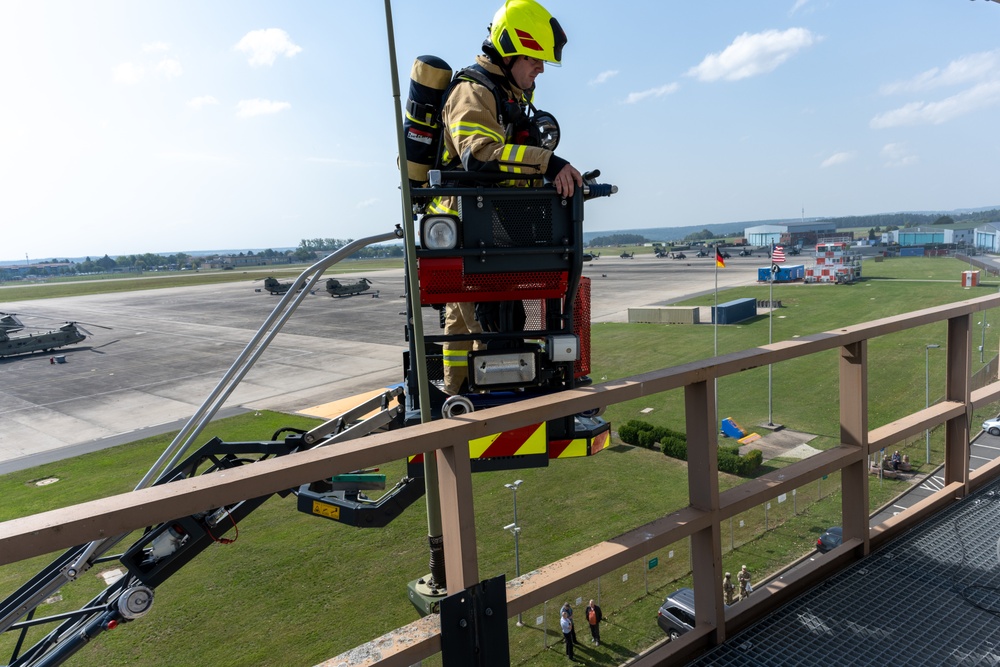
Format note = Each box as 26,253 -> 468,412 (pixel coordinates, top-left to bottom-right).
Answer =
983,418 -> 1000,436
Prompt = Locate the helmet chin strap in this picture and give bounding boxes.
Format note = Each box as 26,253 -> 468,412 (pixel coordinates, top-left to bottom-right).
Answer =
482,42 -> 528,97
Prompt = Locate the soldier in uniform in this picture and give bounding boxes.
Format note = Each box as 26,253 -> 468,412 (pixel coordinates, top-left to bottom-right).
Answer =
738,565 -> 752,600
723,572 -> 736,605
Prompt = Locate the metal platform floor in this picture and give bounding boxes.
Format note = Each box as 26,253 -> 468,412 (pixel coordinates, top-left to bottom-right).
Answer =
688,477 -> 1000,666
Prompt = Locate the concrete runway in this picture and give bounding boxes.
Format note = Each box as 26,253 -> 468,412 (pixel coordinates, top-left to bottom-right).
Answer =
0,253 -> 768,472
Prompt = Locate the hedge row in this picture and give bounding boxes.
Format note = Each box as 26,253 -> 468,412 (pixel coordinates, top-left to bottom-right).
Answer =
616,419 -> 763,476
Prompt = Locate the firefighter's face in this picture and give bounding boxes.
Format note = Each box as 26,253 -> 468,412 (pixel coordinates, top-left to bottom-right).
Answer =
509,56 -> 544,90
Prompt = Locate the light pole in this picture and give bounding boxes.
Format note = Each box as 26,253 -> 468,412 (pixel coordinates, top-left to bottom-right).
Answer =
504,480 -> 524,626
925,344 -> 940,465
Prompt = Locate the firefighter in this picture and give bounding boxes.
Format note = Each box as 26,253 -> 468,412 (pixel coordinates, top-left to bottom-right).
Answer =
434,0 -> 583,394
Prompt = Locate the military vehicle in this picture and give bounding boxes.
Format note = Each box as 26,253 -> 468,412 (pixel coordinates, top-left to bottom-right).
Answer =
258,276 -> 301,295
0,322 -> 88,358
325,277 -> 374,297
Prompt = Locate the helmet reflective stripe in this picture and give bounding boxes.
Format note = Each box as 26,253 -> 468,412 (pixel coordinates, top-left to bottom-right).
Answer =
490,0 -> 566,65
450,120 -> 505,143
442,349 -> 469,367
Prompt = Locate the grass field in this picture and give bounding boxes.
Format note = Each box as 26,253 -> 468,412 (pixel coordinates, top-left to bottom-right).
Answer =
2,256 -> 1000,666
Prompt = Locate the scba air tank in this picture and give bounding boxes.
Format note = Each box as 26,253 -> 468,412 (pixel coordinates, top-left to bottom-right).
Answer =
403,55 -> 452,189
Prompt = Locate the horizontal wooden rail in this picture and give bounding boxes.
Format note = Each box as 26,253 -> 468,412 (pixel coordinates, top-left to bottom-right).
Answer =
868,401 -> 967,453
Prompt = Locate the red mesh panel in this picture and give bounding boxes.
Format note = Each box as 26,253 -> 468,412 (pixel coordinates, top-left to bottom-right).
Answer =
575,277 -> 591,377
418,258 -> 568,303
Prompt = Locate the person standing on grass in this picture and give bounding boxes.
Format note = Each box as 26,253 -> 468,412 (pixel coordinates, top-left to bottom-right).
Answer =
585,599 -> 603,646
724,572 -> 736,605
561,601 -> 580,645
560,610 -> 575,660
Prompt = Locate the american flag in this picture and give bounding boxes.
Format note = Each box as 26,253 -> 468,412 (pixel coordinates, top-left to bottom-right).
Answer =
772,244 -> 786,263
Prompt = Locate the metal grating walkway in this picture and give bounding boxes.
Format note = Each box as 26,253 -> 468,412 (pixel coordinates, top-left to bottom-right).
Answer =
688,478 -> 1000,666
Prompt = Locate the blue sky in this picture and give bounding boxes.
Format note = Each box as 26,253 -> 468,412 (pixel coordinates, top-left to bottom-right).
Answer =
2,1 -> 999,261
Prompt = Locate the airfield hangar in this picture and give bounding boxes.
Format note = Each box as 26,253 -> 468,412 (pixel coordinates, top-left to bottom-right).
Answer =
743,219 -> 838,248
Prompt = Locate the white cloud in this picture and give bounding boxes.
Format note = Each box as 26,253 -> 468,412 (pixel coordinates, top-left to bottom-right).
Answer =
820,151 -> 855,168
113,62 -> 145,84
589,70 -> 619,86
356,198 -> 379,209
687,28 -> 820,82
187,96 -> 220,110
789,0 -> 810,15
142,42 -> 171,53
870,80 -> 1000,128
156,58 -> 182,79
236,98 -> 291,118
623,83 -> 679,104
234,29 -> 302,67
881,143 -> 918,168
880,50 -> 1000,95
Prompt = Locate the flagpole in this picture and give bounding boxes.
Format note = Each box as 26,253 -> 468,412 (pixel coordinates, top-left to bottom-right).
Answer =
768,266 -> 774,427
714,256 -> 719,357
767,242 -> 786,427
714,249 -> 720,430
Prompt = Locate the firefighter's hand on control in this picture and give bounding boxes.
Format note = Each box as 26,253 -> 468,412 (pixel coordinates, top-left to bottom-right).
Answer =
580,168 -> 617,199
553,163 -> 584,198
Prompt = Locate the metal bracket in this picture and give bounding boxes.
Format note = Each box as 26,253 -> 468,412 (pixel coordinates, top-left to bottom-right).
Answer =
440,574 -> 509,667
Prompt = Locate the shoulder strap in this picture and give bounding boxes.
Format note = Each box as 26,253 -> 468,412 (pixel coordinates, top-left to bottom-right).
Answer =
434,64 -> 511,171
451,64 -> 507,118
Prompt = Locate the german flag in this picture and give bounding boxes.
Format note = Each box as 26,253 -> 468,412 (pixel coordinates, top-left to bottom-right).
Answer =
716,246 -> 726,268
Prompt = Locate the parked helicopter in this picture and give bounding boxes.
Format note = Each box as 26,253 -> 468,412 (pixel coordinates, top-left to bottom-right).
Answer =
325,277 -> 375,298
0,322 -> 88,358
256,277 -> 303,295
619,251 -> 634,259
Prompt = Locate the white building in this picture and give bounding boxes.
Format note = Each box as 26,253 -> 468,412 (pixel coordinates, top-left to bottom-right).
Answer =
743,220 -> 838,247
974,222 -> 1000,253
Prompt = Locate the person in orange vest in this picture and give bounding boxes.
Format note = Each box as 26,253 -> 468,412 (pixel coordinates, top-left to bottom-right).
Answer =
584,599 -> 603,646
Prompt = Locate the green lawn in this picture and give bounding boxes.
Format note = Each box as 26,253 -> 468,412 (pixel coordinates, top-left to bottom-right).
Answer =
2,256 -> 999,666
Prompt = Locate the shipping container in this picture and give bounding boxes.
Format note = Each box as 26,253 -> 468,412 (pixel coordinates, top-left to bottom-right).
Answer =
712,298 -> 756,324
757,264 -> 805,283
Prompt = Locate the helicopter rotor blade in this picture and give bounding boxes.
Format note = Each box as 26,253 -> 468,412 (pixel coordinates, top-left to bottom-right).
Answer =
4,312 -> 112,330
75,321 -> 112,330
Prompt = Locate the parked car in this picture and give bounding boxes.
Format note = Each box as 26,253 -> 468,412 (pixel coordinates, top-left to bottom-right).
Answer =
983,418 -> 1000,436
816,526 -> 843,553
656,587 -> 696,640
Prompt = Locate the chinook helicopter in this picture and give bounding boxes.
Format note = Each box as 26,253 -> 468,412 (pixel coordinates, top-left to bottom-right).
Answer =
0,322 -> 88,358
254,276 -> 304,295
325,277 -> 375,298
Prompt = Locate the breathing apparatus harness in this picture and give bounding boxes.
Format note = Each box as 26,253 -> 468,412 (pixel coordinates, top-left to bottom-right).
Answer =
402,52 -> 561,212
438,55 -> 561,172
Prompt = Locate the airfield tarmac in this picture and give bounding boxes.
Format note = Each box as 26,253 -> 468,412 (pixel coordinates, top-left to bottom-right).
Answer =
0,253 -> 770,472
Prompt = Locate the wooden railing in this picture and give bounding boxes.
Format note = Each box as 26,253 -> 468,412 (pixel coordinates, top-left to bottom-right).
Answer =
4,293 -> 1000,667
